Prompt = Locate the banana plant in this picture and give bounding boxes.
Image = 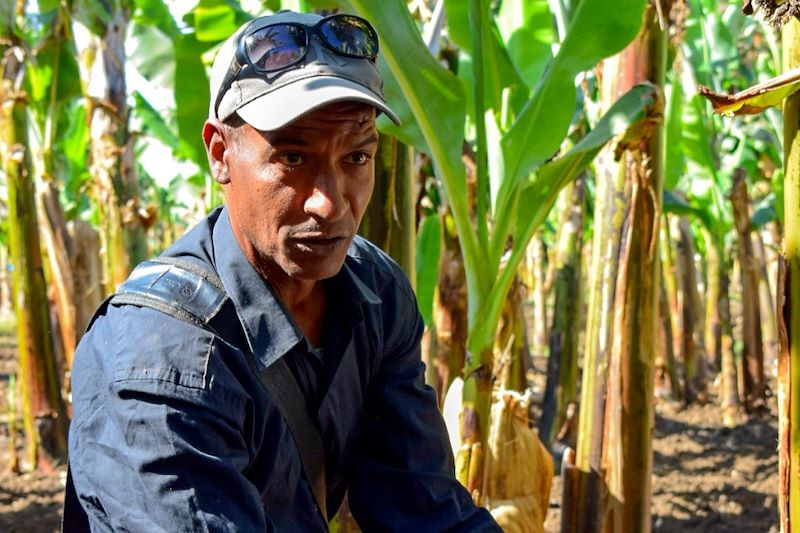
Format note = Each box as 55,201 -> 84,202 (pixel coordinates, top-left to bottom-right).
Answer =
0,0 -> 70,469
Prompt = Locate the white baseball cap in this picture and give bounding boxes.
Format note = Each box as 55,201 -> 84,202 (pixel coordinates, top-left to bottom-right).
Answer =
208,10 -> 401,131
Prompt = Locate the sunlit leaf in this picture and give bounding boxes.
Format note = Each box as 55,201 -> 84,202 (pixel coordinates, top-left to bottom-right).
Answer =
665,72 -> 685,190
444,0 -> 527,117
699,67 -> 800,115
489,0 -> 648,270
681,94 -> 717,176
415,214 -> 441,327
195,0 -> 246,42
133,91 -> 181,151
469,82 -> 660,355
501,0 -> 649,186
132,0 -> 181,38
129,21 -> 176,88
495,0 -> 554,89
175,34 -> 212,167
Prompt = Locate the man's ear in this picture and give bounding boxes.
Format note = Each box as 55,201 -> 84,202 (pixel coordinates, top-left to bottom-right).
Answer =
203,119 -> 230,185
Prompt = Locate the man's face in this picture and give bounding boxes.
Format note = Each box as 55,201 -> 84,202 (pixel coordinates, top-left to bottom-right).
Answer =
220,102 -> 378,285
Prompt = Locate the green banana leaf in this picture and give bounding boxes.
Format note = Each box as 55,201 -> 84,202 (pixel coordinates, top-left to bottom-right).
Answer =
133,91 -> 182,152
469,82 -> 660,355
495,0 -> 553,91
132,0 -> 180,37
444,0 -> 528,116
174,34 -> 212,168
500,0 -> 648,185
415,214 -> 442,328
664,72 -> 685,191
490,0 -> 648,270
194,0 -> 249,42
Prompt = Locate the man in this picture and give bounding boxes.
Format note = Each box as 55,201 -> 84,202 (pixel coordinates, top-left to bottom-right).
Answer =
67,10 -> 500,532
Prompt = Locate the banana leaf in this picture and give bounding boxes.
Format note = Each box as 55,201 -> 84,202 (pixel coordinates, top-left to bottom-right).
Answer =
469,82 -> 661,355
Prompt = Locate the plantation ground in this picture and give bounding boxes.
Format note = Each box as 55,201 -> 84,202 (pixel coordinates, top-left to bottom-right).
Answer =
542,387 -> 780,532
0,322 -> 780,532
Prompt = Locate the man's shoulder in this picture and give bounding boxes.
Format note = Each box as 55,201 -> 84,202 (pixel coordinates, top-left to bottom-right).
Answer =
75,301 -> 218,383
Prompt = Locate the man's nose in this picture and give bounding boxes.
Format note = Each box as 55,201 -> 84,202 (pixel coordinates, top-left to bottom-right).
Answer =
304,171 -> 347,222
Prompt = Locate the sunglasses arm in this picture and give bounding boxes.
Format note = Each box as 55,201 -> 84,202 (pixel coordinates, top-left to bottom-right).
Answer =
214,59 -> 244,119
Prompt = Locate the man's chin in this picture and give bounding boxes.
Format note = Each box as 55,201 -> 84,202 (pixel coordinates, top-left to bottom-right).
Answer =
284,254 -> 348,282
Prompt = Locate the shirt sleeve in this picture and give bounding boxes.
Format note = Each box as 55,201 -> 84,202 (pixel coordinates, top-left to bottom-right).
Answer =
69,311 -> 272,533
346,286 -> 501,532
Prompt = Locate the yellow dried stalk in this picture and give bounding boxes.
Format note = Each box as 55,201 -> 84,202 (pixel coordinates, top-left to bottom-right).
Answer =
484,390 -> 553,533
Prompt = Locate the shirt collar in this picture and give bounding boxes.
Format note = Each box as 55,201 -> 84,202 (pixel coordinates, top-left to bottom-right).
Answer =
211,208 -> 382,370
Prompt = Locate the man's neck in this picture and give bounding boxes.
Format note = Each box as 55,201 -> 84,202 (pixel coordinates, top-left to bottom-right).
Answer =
269,275 -> 328,347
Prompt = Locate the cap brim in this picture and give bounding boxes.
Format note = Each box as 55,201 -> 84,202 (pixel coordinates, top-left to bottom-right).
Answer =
236,76 -> 401,131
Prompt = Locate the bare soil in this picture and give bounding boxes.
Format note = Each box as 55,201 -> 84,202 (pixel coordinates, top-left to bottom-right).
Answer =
0,321 -> 780,532
650,400 -> 778,533
543,392 -> 780,532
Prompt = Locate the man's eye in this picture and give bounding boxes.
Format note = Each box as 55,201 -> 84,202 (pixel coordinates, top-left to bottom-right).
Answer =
348,152 -> 371,165
278,152 -> 304,166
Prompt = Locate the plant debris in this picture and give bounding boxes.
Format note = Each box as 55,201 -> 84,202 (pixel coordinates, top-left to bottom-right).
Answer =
745,0 -> 800,28
699,66 -> 800,115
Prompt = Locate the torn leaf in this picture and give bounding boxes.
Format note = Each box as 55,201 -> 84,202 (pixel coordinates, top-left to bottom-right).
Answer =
699,66 -> 800,115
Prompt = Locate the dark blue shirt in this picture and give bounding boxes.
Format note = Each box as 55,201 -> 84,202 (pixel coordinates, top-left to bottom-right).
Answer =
68,207 -> 499,532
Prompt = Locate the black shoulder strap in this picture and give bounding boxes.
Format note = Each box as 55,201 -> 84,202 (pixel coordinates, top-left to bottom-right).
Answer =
62,467 -> 90,532
64,257 -> 329,529
255,356 -> 328,520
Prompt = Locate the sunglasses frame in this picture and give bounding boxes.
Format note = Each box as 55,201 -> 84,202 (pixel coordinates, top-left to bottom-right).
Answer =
213,13 -> 380,119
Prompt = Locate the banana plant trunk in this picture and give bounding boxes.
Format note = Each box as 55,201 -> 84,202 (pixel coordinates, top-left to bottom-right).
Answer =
432,215 -> 468,402
703,230 -> 723,371
37,182 -> 78,375
570,102 -> 641,533
754,229 -> 778,361
361,133 -> 416,277
660,218 -> 682,363
76,4 -> 146,293
0,246 -> 11,316
674,215 -> 706,404
572,144 -> 628,533
541,177 -> 585,445
598,4 -> 665,531
659,217 -> 683,402
719,250 -> 739,428
729,170 -> 766,409
1,46 -> 69,469
529,235 -> 550,359
778,17 -> 800,531
657,263 -> 682,402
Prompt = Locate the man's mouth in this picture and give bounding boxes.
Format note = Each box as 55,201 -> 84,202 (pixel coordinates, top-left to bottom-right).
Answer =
289,234 -> 349,255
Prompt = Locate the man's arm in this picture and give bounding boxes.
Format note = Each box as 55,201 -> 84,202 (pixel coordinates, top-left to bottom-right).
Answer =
347,286 -> 501,532
69,309 -> 270,533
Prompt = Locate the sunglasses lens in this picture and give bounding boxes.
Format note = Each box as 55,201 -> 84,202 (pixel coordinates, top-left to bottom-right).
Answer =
245,24 -> 307,71
320,15 -> 378,58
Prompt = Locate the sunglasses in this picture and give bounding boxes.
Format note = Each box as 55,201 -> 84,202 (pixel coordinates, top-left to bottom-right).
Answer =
214,14 -> 380,118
